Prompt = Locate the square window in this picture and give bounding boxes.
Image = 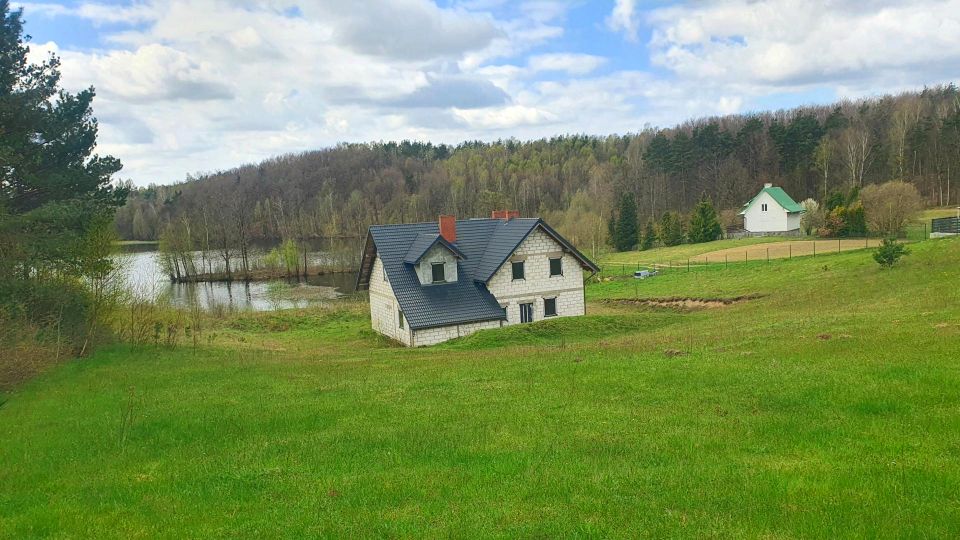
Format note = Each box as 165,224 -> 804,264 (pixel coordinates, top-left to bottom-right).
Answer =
431,262 -> 445,283
398,310 -> 405,329
512,261 -> 525,280
549,257 -> 562,277
544,298 -> 557,317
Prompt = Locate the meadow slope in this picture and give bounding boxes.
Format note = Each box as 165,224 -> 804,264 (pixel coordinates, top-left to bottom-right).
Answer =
1,238 -> 959,538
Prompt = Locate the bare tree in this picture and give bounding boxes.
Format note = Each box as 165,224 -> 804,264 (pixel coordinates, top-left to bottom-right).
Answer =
842,123 -> 875,188
860,181 -> 922,236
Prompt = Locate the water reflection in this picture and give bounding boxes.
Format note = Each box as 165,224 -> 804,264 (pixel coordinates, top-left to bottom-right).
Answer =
112,246 -> 357,312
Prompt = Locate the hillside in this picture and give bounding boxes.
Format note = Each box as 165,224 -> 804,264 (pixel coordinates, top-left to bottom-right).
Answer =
2,237 -> 959,537
115,86 -> 960,256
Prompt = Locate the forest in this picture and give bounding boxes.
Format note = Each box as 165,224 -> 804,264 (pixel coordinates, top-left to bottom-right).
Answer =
115,85 -> 960,263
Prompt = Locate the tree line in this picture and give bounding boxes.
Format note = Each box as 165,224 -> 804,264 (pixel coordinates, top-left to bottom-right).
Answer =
117,84 -> 960,259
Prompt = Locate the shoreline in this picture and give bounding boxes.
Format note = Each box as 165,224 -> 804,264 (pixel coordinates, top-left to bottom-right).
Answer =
168,267 -> 357,284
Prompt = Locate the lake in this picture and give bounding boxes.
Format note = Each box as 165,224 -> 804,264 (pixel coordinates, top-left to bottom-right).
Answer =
113,244 -> 358,311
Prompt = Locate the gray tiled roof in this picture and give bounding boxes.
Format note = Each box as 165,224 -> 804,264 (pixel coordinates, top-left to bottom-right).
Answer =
360,217 -> 598,330
403,233 -> 467,264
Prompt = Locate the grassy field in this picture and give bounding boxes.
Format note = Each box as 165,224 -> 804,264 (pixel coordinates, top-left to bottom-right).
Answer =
919,207 -> 960,221
599,236 -> 790,265
601,238 -> 884,272
2,238 -> 960,537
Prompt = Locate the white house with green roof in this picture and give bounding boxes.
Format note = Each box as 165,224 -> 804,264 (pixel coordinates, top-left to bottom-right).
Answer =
739,183 -> 804,233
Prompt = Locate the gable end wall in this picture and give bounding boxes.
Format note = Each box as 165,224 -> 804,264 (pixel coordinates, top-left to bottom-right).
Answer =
486,226 -> 586,325
368,255 -> 412,345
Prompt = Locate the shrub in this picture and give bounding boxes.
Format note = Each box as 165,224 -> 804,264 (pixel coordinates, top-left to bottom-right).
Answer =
800,199 -> 824,236
873,238 -> 909,268
819,206 -> 848,237
846,202 -> 867,236
860,181 -> 922,236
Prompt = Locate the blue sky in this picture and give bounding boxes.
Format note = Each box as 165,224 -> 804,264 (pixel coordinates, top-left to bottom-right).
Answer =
13,0 -> 960,185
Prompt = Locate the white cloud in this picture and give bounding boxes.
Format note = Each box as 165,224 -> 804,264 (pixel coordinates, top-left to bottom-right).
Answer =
645,0 -> 960,89
606,0 -> 639,42
14,0 -> 960,185
452,105 -> 556,130
59,44 -> 234,102
529,53 -> 606,75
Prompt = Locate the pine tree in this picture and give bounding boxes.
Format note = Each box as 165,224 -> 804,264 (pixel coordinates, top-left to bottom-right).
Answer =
687,195 -> 722,243
613,194 -> 638,251
0,0 -> 125,280
659,211 -> 684,247
640,219 -> 656,250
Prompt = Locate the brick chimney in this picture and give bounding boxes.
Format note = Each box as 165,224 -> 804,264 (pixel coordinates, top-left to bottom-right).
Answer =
439,214 -> 456,243
491,210 -> 520,220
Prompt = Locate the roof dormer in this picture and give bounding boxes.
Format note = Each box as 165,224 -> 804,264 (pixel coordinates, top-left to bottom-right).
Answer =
404,232 -> 465,286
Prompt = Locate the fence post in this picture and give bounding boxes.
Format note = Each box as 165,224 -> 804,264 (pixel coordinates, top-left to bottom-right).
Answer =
745,251 -> 748,263
687,258 -> 690,272
789,244 -> 792,259
766,248 -> 769,263
813,242 -> 816,257
838,238 -> 841,253
725,255 -> 728,268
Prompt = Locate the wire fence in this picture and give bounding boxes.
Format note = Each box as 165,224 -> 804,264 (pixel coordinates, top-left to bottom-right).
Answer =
596,235 -> 905,279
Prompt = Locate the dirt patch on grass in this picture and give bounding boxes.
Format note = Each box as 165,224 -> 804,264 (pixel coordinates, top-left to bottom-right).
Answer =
602,294 -> 764,311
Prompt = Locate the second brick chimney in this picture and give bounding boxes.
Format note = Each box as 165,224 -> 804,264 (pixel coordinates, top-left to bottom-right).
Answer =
439,214 -> 456,243
491,210 -> 520,220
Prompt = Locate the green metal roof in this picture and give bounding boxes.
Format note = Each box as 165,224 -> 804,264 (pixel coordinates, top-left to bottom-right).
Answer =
739,186 -> 804,214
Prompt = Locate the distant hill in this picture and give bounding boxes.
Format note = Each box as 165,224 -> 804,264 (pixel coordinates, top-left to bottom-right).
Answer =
115,84 -> 960,252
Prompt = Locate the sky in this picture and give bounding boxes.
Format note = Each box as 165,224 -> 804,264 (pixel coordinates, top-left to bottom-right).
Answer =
13,0 -> 960,186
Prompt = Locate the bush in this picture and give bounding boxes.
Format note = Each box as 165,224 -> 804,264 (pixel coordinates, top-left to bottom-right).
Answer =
819,206 -> 848,237
873,238 -> 909,268
846,202 -> 867,236
800,199 -> 824,236
861,181 -> 922,236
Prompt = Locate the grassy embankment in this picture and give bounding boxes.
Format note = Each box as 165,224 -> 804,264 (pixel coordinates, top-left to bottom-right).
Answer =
2,238 -> 960,537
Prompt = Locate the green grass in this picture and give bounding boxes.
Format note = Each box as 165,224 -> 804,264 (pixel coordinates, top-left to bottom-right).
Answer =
2,238 -> 960,537
919,207 -> 960,221
599,236 -> 791,266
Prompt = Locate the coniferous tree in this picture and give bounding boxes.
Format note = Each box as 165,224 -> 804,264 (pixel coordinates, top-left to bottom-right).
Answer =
687,195 -> 722,243
659,211 -> 684,247
845,202 -> 867,237
612,194 -> 638,251
639,219 -> 656,251
0,0 -> 125,281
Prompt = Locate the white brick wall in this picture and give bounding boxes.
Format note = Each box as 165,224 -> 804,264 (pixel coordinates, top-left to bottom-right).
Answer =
368,256 -> 411,345
486,226 -> 586,325
412,319 -> 502,347
414,244 -> 458,285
